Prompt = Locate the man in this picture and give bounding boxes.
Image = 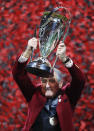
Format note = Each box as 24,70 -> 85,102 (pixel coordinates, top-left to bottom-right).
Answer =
12,38 -> 85,131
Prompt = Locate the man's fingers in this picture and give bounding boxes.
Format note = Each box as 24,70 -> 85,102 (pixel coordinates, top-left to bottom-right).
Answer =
56,50 -> 65,54
28,37 -> 38,49
57,47 -> 66,52
59,41 -> 65,45
58,43 -> 66,49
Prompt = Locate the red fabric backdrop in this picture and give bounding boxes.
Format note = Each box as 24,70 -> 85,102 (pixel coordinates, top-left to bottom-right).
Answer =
0,0 -> 94,130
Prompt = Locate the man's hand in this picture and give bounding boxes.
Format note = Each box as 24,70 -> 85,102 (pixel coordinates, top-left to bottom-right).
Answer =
56,41 -> 67,63
21,37 -> 38,59
27,37 -> 38,50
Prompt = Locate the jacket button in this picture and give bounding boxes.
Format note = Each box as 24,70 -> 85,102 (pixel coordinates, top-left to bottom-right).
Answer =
58,99 -> 61,102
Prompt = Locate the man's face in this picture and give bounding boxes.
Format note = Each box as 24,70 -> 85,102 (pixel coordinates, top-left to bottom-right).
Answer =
41,76 -> 60,98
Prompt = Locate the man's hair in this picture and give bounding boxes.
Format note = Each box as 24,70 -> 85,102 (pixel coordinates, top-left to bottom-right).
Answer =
53,68 -> 63,83
40,67 -> 63,87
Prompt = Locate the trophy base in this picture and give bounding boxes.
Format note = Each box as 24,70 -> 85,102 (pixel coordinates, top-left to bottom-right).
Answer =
25,60 -> 53,78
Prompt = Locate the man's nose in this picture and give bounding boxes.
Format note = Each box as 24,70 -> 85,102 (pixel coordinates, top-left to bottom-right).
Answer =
46,82 -> 50,89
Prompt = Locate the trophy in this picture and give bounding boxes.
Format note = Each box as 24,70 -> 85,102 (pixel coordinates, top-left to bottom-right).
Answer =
26,7 -> 71,77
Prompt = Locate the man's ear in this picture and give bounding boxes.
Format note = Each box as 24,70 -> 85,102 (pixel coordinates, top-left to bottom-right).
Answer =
59,80 -> 63,88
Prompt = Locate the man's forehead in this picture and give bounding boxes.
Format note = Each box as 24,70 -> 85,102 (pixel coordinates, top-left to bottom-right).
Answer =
41,76 -> 55,80
40,68 -> 62,83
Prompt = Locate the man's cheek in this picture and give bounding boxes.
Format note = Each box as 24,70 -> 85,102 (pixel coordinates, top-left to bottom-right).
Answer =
52,87 -> 58,92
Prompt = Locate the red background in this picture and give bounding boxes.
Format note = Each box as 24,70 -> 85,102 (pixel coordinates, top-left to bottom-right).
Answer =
0,0 -> 94,130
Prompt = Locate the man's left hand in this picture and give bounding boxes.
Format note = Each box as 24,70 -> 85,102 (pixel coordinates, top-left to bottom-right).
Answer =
56,41 -> 67,62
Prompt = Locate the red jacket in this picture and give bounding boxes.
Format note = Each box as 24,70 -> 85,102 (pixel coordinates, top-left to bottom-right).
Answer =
12,57 -> 85,131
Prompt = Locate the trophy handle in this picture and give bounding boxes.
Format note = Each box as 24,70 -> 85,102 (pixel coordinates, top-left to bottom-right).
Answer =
52,25 -> 70,67
53,10 -> 71,68
53,56 -> 58,68
30,48 -> 34,61
30,25 -> 38,61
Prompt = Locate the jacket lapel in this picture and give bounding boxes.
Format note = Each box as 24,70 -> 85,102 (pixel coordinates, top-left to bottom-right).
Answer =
28,91 -> 47,127
56,94 -> 74,131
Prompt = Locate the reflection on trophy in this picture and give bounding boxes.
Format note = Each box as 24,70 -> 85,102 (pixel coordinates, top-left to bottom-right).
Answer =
26,7 -> 71,77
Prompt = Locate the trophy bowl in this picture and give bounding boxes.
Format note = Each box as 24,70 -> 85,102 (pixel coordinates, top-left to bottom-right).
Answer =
26,58 -> 53,77
26,7 -> 71,78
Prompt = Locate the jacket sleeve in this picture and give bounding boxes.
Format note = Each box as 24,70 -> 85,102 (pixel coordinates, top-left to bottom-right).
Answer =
12,56 -> 36,102
65,63 -> 85,109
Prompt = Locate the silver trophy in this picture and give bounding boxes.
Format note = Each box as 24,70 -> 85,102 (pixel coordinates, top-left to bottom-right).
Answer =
26,7 -> 71,77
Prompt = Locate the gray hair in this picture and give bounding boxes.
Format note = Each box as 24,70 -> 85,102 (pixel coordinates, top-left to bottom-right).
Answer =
53,68 -> 63,83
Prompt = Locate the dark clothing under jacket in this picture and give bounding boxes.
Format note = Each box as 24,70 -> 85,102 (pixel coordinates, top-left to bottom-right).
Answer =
31,105 -> 61,131
12,56 -> 85,131
31,96 -> 61,131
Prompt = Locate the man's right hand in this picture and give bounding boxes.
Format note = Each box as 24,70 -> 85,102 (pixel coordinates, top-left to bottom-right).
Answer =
27,37 -> 38,50
19,37 -> 38,60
